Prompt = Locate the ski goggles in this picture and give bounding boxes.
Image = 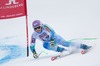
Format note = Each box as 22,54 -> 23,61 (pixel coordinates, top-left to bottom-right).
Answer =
34,26 -> 41,30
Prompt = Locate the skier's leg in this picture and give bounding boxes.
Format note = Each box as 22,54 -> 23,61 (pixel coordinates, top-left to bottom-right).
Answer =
55,35 -> 90,48
55,35 -> 91,54
55,35 -> 77,47
55,35 -> 91,53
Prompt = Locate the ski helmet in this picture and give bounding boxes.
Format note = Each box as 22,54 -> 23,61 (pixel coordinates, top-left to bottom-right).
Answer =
32,20 -> 42,28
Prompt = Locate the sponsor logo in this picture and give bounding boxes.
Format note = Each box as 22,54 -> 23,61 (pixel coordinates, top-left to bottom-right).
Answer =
0,0 -> 23,9
0,0 -> 26,19
5,0 -> 19,5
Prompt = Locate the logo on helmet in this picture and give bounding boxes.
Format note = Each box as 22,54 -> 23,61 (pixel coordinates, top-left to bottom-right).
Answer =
33,22 -> 38,26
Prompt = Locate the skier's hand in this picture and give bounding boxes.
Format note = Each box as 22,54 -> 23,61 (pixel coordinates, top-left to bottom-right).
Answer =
33,51 -> 38,59
50,39 -> 55,47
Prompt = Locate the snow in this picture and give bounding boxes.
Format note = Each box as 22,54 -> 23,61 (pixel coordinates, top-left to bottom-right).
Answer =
0,0 -> 100,66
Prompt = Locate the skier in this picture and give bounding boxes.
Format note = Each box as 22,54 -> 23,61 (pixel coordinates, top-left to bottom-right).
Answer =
30,20 -> 91,59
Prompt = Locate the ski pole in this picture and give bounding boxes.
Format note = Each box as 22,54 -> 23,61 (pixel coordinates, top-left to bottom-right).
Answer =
38,51 -> 48,57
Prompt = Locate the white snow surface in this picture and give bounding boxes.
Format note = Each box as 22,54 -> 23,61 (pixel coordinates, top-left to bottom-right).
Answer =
0,0 -> 100,66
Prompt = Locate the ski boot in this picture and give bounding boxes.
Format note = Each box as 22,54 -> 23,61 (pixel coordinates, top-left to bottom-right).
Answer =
80,44 -> 92,54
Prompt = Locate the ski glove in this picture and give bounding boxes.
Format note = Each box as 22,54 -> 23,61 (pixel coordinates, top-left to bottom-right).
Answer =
33,51 -> 38,59
50,39 -> 55,47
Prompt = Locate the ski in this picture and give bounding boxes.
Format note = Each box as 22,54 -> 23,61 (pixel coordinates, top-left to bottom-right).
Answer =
51,55 -> 60,61
51,51 -> 73,61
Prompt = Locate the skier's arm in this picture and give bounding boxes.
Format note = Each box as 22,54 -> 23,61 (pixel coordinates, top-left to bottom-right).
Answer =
30,36 -> 36,53
44,24 -> 56,47
44,24 -> 56,40
30,34 -> 38,59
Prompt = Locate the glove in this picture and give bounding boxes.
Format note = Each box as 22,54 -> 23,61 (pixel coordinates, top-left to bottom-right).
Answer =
50,39 -> 55,47
33,51 -> 38,59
